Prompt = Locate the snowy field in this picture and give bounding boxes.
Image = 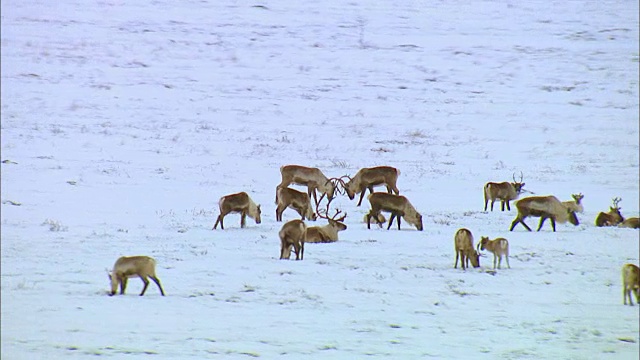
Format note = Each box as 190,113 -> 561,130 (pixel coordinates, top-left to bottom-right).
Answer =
1,0 -> 639,359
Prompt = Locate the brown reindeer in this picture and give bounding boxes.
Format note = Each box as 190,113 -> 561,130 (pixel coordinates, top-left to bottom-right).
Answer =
108,256 -> 165,296
344,166 -> 400,206
562,193 -> 584,213
279,219 -> 306,260
595,197 -> 624,227
477,236 -> 510,269
483,172 -> 525,211
305,202 -> 347,243
622,264 -> 639,306
365,192 -> 423,231
454,228 -> 480,270
618,217 -> 640,229
275,186 -> 317,222
213,192 -> 262,230
277,165 -> 338,206
509,195 -> 579,232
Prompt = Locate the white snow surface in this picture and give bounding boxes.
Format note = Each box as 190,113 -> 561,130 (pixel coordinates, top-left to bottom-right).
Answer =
2,0 -> 639,359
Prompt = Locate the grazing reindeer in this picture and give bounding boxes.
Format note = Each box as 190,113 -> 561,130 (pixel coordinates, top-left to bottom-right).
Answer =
108,256 -> 165,296
344,166 -> 400,206
483,172 -> 525,211
454,228 -> 480,270
595,197 -> 624,227
363,213 -> 386,228
277,165 -> 338,206
622,264 -> 639,306
562,193 -> 584,213
477,236 -> 510,269
619,217 -> 640,229
509,195 -> 579,232
365,192 -> 423,231
305,203 -> 347,243
279,219 -> 306,260
275,187 -> 317,222
213,192 -> 262,230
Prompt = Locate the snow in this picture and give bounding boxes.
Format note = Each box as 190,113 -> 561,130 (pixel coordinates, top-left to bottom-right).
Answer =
1,0 -> 639,358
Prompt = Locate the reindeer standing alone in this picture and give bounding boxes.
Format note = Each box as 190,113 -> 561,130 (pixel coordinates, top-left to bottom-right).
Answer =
483,172 -> 525,211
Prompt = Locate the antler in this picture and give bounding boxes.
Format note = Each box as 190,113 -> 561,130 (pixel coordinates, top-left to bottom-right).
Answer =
315,195 -> 347,223
612,197 -> 622,208
513,171 -> 524,183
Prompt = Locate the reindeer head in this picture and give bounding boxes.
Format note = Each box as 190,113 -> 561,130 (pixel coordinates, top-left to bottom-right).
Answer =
478,236 -> 490,251
571,193 -> 584,204
511,172 -> 525,194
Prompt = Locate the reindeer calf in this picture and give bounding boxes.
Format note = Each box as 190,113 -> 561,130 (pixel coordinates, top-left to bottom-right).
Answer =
622,264 -> 639,306
108,256 -> 165,296
478,236 -> 510,269
454,228 -> 480,270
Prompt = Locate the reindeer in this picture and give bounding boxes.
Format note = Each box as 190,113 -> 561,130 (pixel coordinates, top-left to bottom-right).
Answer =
618,217 -> 640,229
483,172 -> 525,211
622,264 -> 639,306
363,213 -> 386,228
454,228 -> 480,270
277,165 -> 339,206
213,192 -> 262,230
477,236 -> 510,269
108,256 -> 165,296
365,192 -> 423,231
305,202 -> 347,243
509,195 -> 579,232
562,193 -> 584,213
275,186 -> 317,222
595,197 -> 624,227
344,166 -> 400,206
279,219 -> 306,260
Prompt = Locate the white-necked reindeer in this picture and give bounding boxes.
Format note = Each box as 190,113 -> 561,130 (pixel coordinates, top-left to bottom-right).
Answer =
509,195 -> 579,232
305,202 -> 347,243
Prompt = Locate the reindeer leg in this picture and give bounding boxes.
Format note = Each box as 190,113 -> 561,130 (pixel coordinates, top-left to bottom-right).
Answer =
139,276 -> 149,296
501,200 -> 505,211
506,255 -> 510,269
397,215 -> 402,230
454,251 -> 459,268
490,199 -> 495,211
300,240 -> 304,260
509,218 -> 521,231
506,201 -> 511,211
550,217 -> 556,232
120,277 -> 127,295
366,213 -> 372,229
537,217 -> 546,231
240,211 -> 247,228
213,215 -> 222,230
387,214 -> 396,230
357,189 -> 367,206
150,276 -> 165,296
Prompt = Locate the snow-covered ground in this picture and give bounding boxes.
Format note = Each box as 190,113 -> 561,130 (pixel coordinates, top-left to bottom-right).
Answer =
1,0 -> 639,358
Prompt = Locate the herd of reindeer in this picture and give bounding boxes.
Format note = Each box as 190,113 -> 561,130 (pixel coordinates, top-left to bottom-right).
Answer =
107,165 -> 640,306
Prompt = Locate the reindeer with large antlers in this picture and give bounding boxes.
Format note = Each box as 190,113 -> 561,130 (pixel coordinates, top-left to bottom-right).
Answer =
595,197 -> 624,227
305,200 -> 348,243
483,172 -> 525,211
